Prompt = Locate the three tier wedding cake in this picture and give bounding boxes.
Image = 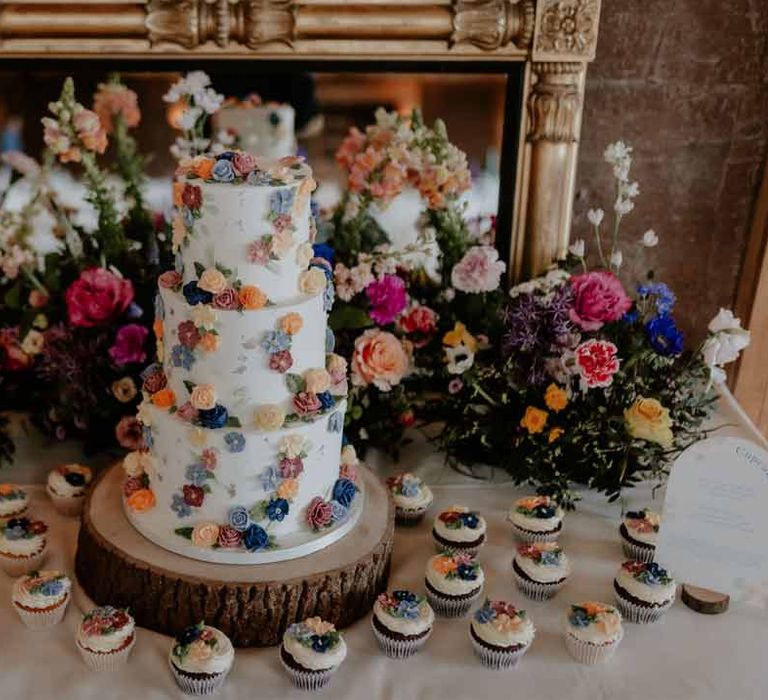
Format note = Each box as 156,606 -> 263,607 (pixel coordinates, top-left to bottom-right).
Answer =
121,150 -> 361,564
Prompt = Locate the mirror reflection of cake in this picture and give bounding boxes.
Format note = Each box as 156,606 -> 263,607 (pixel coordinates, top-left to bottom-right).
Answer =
215,95 -> 296,159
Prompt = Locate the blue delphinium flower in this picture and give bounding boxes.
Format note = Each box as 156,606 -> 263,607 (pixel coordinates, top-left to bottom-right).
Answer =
171,493 -> 191,518
228,505 -> 251,532
637,282 -> 676,315
259,466 -> 280,492
271,188 -> 294,215
312,242 -> 334,264
171,344 -> 196,370
474,602 -> 496,624
645,314 -> 684,356
224,432 -> 246,453
212,158 -> 236,182
327,412 -> 343,433
266,498 -> 290,522
197,404 -> 229,429
261,330 -> 291,354
332,478 -> 357,508
247,170 -> 271,186
243,523 -> 269,551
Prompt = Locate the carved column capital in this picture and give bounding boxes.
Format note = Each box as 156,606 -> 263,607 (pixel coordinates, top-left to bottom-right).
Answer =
451,0 -> 535,51
533,0 -> 600,60
527,61 -> 583,142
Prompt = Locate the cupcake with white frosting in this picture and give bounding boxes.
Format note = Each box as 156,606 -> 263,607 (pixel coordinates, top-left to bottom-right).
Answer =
513,542 -> 570,600
371,589 -> 434,658
424,552 -> 484,617
563,602 -> 623,665
0,484 -> 28,524
280,617 -> 347,691
47,463 -> 93,517
169,622 -> 234,695
614,561 -> 676,623
76,606 -> 136,672
0,517 -> 48,577
507,496 -> 564,543
386,473 -> 434,525
12,570 -> 71,629
432,505 -> 486,556
619,509 -> 660,562
470,599 -> 535,670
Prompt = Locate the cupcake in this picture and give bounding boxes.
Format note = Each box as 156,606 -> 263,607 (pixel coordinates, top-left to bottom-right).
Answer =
46,463 -> 93,517
507,496 -> 564,543
424,552 -> 484,617
12,570 -> 71,629
280,617 -> 347,691
614,561 -> 676,623
564,602 -> 623,665
620,509 -> 660,562
470,599 -> 535,670
386,473 -> 433,525
512,542 -> 570,600
432,505 -> 486,556
0,517 -> 48,577
169,622 -> 234,695
0,484 -> 28,524
76,606 -> 136,672
371,590 -> 434,658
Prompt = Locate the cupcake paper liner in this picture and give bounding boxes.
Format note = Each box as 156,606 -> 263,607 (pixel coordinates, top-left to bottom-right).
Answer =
14,596 -> 69,629
621,539 -> 655,563
47,490 -> 85,518
371,619 -> 431,659
511,523 -> 561,544
512,566 -> 566,601
279,652 -> 335,692
471,636 -> 529,670
0,507 -> 28,525
0,549 -> 46,577
425,587 -> 481,618
170,661 -> 229,696
395,507 -> 429,526
615,594 -> 674,624
564,630 -> 622,665
77,635 -> 135,672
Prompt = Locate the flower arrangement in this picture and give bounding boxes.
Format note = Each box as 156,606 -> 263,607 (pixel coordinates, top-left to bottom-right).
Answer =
172,621 -> 218,661
0,75 -> 165,463
434,142 -> 750,506
474,600 -> 527,632
285,617 -> 341,653
621,560 -> 672,586
517,542 -> 563,566
376,590 -> 428,619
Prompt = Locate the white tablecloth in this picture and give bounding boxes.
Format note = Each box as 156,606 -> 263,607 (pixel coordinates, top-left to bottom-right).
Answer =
1,387 -> 766,699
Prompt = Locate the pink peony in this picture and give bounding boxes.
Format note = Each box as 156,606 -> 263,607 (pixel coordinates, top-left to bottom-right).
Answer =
351,328 -> 410,391
575,339 -> 621,388
365,274 -> 408,325
65,268 -> 134,327
294,391 -> 322,415
450,245 -> 506,294
568,271 -> 632,331
158,270 -> 182,289
115,416 -> 143,450
306,496 -> 333,530
108,324 -> 148,366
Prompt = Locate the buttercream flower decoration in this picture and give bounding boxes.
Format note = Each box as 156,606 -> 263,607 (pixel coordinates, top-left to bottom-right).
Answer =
299,268 -> 327,295
191,522 -> 220,548
125,488 -> 156,512
239,285 -> 267,310
253,404 -> 285,431
198,268 -> 228,294
280,312 -> 303,335
191,304 -> 217,330
303,368 -> 331,394
190,384 -> 217,411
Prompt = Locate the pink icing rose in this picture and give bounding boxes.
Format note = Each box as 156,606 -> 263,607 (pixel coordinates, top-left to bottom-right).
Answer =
212,288 -> 240,310
122,476 -> 143,498
365,274 -> 408,325
339,463 -> 358,483
65,268 -> 134,327
293,391 -> 322,415
158,270 -> 182,289
233,152 -> 258,177
217,525 -> 242,548
450,245 -> 506,294
177,320 -> 200,348
142,368 -> 167,394
575,339 -> 620,388
568,271 -> 632,331
306,497 -> 333,530
115,416 -> 143,450
108,324 -> 148,366
248,239 -> 272,265
269,350 -> 293,373
279,456 -> 304,478
201,448 -> 217,470
176,402 -> 199,423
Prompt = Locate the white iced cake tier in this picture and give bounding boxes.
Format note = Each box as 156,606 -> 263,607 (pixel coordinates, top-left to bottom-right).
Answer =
123,154 -> 360,564
215,100 -> 296,159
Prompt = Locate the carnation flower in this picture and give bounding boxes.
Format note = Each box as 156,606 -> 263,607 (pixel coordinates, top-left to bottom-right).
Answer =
365,274 -> 408,325
65,268 -> 134,328
574,339 -> 620,389
451,246 -> 506,294
568,271 -> 632,331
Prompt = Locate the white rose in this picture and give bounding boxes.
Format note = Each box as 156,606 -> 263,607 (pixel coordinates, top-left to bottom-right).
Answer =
708,308 -> 746,335
123,451 -> 145,477
702,309 -> 750,368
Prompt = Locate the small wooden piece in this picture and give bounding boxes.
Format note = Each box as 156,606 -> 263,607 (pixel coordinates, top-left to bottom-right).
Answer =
75,464 -> 394,647
681,584 -> 730,615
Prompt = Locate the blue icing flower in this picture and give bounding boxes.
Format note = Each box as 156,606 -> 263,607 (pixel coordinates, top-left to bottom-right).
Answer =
395,599 -> 421,620
639,562 -> 670,585
171,493 -> 191,518
325,328 -> 335,353
224,432 -> 246,453
474,603 -> 496,624
266,498 -> 290,522
228,505 -> 251,532
322,284 -> 335,312
461,512 -> 480,529
183,280 -> 213,306
393,590 -> 417,603
400,477 -> 420,498
247,170 -> 271,186
4,522 -> 27,540
569,608 -> 591,627
533,504 -> 556,519
197,404 -> 229,429
312,242 -> 334,264
171,344 -> 196,370
539,550 -> 561,566
261,330 -> 291,354
311,260 -> 334,282
154,293 -> 164,321
182,208 -> 194,229
332,478 -> 357,508
327,412 -> 343,434
259,466 -> 280,492
329,500 -> 348,524
212,158 -> 236,182
185,464 -> 208,487
216,151 -> 237,161
311,634 -> 331,653
39,578 -> 66,597
310,199 -> 320,220
243,523 -> 269,551
645,313 -> 684,356
457,563 -> 478,581
638,282 -> 676,315
317,392 -> 334,411
270,188 -> 294,216
140,362 -> 162,381
142,425 -> 154,449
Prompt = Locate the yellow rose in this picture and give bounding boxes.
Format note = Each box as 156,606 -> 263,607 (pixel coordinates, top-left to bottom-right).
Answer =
520,406 -> 548,434
279,434 -> 306,459
123,450 -> 149,477
277,478 -> 299,500
21,330 -> 45,355
304,368 -> 331,394
544,384 -> 568,412
198,268 -> 227,294
191,522 -> 220,548
254,404 -> 285,431
280,312 -> 304,335
296,242 -> 313,268
624,397 -> 673,447
299,268 -> 327,295
190,384 -> 217,410
340,444 -> 359,467
111,377 -> 137,403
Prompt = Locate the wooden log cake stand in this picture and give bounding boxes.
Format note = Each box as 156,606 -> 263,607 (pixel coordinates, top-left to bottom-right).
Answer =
75,464 -> 394,647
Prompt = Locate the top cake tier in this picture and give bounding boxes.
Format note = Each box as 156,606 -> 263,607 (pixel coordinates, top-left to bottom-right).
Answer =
172,154 -> 316,305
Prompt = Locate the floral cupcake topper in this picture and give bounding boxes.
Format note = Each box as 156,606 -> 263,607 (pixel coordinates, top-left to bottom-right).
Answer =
172,621 -> 219,661
286,617 -> 341,653
432,553 -> 480,581
2,517 -> 47,540
386,473 -> 423,498
515,496 -> 558,519
625,509 -> 660,533
568,602 -> 621,636
517,542 -> 563,566
23,571 -> 69,597
81,606 -> 132,636
0,485 -> 25,501
438,506 -> 480,530
377,590 -> 428,620
621,561 -> 673,586
474,600 -> 527,632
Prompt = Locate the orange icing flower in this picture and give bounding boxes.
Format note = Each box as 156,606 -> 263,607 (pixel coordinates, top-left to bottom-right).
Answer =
433,555 -> 458,576
280,312 -> 304,335
0,484 -> 15,496
172,181 -> 185,207
198,332 -> 220,353
582,601 -> 608,617
548,427 -> 564,443
126,488 -> 156,512
544,384 -> 568,412
193,157 -> 214,180
153,318 -> 163,340
239,285 -> 267,310
520,406 -> 548,434
151,388 -> 175,409
277,478 -> 299,500
517,496 -> 546,511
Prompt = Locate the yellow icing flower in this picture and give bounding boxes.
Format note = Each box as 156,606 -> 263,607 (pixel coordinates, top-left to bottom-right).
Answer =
296,242 -> 313,268
189,427 -> 208,448
299,268 -> 327,295
191,305 -> 217,330
280,312 -> 304,335
198,268 -> 228,294
123,451 -> 149,477
191,522 -> 220,548
442,322 -> 477,353
276,478 -> 299,500
136,399 -> 153,426
304,368 -> 331,394
270,228 -> 294,258
187,639 -> 214,661
340,444 -> 358,467
253,404 -> 285,431
111,377 -> 137,403
21,330 -> 44,355
520,406 -> 548,434
304,617 -> 335,635
548,427 -> 564,443
295,176 -> 317,215
190,383 -> 217,411
624,397 -> 673,447
544,383 -> 568,412
493,613 -> 523,634
156,337 -> 165,364
279,434 -> 306,459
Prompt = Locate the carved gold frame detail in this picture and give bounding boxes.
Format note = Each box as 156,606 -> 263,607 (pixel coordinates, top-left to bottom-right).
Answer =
0,0 -> 601,280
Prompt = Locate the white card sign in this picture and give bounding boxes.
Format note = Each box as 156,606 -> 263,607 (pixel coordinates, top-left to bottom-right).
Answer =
655,437 -> 768,607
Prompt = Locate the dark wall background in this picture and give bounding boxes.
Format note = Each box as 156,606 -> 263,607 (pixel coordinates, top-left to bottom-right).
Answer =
572,1 -> 768,342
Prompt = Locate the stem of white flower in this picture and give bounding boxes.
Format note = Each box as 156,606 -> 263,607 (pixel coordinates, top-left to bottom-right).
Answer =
593,223 -> 608,268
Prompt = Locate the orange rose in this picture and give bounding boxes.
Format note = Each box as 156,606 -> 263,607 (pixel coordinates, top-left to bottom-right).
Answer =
433,555 -> 458,576
350,329 -> 409,391
239,285 -> 267,310
153,318 -> 163,340
172,181 -> 185,207
520,406 -> 548,434
544,384 -> 568,412
126,488 -> 156,512
276,478 -> 299,500
198,332 -> 220,352
151,388 -> 175,409
280,312 -> 304,335
193,158 -> 214,180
